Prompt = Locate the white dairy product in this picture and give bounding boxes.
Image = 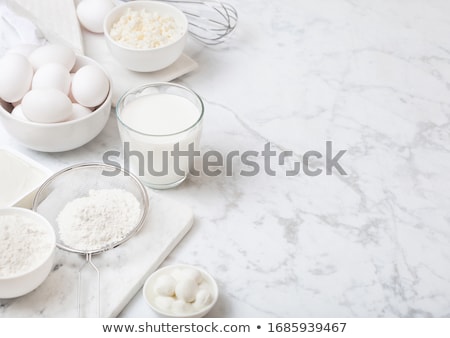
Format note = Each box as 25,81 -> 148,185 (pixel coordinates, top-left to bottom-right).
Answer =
154,274 -> 176,296
181,267 -> 203,284
0,214 -> 53,277
110,8 -> 182,49
147,266 -> 214,316
175,278 -> 198,303
154,295 -> 175,312
193,289 -> 211,310
56,188 -> 141,252
0,149 -> 48,207
121,94 -> 200,135
118,93 -> 202,187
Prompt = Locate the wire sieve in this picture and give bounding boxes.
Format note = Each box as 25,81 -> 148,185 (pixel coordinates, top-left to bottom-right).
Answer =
32,163 -> 149,317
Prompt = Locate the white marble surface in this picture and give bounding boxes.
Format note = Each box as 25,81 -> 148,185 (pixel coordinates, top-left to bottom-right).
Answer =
1,0 -> 450,317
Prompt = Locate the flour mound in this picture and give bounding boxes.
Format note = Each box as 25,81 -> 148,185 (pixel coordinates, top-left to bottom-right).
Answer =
56,189 -> 141,252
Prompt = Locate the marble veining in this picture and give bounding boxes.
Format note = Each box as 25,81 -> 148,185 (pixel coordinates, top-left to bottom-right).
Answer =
1,0 -> 450,317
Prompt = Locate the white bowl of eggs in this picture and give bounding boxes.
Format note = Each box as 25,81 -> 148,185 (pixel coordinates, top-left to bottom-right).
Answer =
0,44 -> 112,152
143,264 -> 219,318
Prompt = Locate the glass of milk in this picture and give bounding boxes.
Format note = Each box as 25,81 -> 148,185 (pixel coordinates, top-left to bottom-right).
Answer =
116,83 -> 204,189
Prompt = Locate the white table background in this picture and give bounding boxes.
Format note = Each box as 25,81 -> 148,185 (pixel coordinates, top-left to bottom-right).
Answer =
1,0 -> 450,317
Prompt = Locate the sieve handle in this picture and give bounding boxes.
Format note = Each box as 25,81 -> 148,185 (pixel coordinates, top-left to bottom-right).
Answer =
78,253 -> 100,317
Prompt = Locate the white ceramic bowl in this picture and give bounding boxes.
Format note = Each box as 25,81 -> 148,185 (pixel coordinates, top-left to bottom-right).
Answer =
0,207 -> 56,299
143,264 -> 219,318
104,1 -> 188,72
0,55 -> 112,152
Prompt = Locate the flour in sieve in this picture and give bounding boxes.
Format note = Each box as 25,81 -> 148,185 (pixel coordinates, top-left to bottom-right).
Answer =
56,189 -> 141,251
0,214 -> 54,277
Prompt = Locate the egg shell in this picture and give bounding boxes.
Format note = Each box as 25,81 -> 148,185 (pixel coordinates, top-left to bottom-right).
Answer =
175,278 -> 198,303
71,65 -> 109,108
11,105 -> 29,121
77,0 -> 115,33
32,63 -> 71,94
22,89 -> 72,123
0,53 -> 33,103
153,274 -> 177,297
28,44 -> 76,70
67,103 -> 92,121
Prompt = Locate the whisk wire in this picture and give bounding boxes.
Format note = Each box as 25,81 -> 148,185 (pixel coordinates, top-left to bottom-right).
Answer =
160,0 -> 238,45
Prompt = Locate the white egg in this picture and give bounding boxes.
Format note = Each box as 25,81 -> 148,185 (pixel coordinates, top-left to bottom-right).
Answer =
7,44 -> 39,57
11,105 -> 29,121
28,44 -> 76,70
154,296 -> 175,312
175,278 -> 198,303
193,289 -> 211,309
32,63 -> 71,94
154,274 -> 177,297
71,65 -> 109,108
22,89 -> 72,123
67,103 -> 92,121
0,53 -> 33,103
181,268 -> 203,284
77,0 -> 115,33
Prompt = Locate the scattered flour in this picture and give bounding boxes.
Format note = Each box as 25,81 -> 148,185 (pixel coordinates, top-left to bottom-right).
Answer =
0,214 -> 54,277
56,189 -> 141,252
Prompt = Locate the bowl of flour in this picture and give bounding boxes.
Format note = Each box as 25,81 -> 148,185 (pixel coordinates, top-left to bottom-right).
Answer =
0,207 -> 56,299
32,163 -> 149,255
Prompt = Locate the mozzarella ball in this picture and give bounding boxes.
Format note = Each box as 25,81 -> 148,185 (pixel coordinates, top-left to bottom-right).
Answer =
0,53 -> 33,103
175,278 -> 198,303
171,300 -> 191,315
153,274 -> 176,297
22,89 -> 72,123
32,63 -> 71,94
77,0 -> 115,33
154,296 -> 175,312
71,65 -> 109,108
181,268 -> 203,284
29,44 -> 76,70
193,289 -> 211,309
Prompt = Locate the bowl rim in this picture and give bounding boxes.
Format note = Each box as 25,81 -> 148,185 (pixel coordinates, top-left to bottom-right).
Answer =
142,263 -> 219,318
103,0 -> 189,52
0,207 -> 56,280
0,54 -> 112,128
31,162 -> 150,255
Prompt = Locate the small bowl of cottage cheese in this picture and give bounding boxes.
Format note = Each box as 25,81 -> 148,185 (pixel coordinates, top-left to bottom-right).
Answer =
0,207 -> 56,299
103,1 -> 188,72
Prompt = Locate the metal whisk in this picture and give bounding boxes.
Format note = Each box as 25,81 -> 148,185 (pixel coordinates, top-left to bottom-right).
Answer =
123,0 -> 238,45
161,0 -> 238,45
